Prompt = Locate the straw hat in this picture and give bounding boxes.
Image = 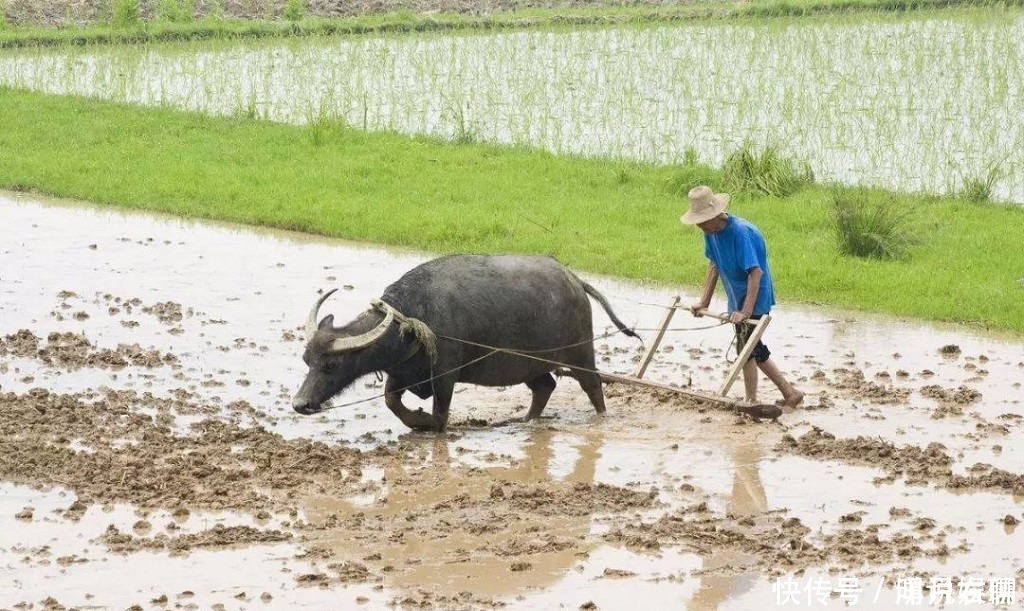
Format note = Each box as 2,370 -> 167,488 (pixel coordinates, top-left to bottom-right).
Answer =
680,185 -> 730,225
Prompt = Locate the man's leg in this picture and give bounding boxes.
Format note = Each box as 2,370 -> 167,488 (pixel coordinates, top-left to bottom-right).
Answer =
742,358 -> 758,403
758,358 -> 804,407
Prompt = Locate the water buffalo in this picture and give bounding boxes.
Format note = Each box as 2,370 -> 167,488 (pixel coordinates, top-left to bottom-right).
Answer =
292,254 -> 639,432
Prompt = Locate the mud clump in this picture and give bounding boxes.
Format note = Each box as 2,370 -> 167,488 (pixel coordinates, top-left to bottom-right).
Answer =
779,428 -> 1024,496
491,481 -> 658,516
921,384 -> 982,405
4,330 -> 179,369
606,503 -> 964,573
142,301 -> 184,325
830,368 -> 911,404
99,524 -> 292,555
0,329 -> 41,358
328,560 -> 376,583
389,589 -> 506,610
948,464 -> 1024,496
778,427 -> 953,484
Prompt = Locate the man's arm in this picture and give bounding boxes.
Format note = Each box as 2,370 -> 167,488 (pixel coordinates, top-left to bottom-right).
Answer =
730,266 -> 762,323
689,261 -> 719,317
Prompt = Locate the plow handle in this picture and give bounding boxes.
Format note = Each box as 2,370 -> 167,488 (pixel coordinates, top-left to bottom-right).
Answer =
693,307 -> 757,327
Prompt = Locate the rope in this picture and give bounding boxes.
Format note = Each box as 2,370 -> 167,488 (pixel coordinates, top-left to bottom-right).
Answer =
309,300 -> 729,414
371,299 -> 438,364
314,349 -> 499,412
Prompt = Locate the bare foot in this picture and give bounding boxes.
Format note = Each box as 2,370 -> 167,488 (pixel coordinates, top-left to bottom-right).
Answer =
775,390 -> 805,408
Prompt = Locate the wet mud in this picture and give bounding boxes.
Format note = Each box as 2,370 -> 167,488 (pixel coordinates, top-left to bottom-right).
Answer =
1,192 -> 1023,609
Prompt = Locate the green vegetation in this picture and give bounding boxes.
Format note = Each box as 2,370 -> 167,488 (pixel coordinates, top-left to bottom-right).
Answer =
5,9 -> 1016,204
111,0 -> 141,28
1,88 -> 1021,331
831,189 -> 913,259
283,0 -> 306,22
155,0 -> 195,24
0,0 -> 1020,49
723,142 -> 814,197
959,162 -> 1003,203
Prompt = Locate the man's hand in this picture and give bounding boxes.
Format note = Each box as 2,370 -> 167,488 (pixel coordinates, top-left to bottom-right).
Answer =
729,310 -> 752,324
689,303 -> 710,317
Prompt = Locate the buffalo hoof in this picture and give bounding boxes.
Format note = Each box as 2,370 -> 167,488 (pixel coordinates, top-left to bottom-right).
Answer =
401,408 -> 437,431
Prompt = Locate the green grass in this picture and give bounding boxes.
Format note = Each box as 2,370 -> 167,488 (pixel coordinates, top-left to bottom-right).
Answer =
111,0 -> 141,28
958,162 -> 1004,203
1,87 -> 1022,332
723,142 -> 814,197
283,0 -> 306,23
1,0 -> 1020,49
831,188 -> 914,259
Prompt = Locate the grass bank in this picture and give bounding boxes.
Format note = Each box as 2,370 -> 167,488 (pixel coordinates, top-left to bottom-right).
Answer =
1,88 -> 1022,332
1,0 -> 1020,48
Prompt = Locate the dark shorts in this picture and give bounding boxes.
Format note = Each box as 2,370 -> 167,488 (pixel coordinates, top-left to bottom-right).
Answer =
735,314 -> 771,364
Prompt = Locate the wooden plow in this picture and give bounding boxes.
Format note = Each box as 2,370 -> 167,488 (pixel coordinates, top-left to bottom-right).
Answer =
597,298 -> 781,419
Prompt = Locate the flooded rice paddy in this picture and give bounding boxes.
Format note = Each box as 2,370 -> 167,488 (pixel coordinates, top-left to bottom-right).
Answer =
1,11 -> 1023,202
1,191 -> 1023,609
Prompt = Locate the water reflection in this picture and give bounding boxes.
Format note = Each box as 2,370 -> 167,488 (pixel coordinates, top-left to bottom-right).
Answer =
689,438 -> 766,610
303,424 -> 605,598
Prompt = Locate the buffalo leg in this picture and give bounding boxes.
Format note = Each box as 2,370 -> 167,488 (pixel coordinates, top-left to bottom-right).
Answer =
384,376 -> 434,431
431,375 -> 457,432
575,371 -> 607,414
525,373 -> 557,420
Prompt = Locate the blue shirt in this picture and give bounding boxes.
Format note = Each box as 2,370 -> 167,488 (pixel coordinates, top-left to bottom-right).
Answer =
703,215 -> 775,316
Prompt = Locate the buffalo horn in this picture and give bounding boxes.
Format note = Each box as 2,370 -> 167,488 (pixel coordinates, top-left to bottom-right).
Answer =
329,306 -> 395,352
305,288 -> 339,338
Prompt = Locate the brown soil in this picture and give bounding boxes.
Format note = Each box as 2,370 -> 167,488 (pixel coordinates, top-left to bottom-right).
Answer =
99,523 -> 293,555
606,505 -> 965,575
1,330 -> 179,370
0,388 -> 366,511
1,287 -> 1018,608
779,427 -> 1024,496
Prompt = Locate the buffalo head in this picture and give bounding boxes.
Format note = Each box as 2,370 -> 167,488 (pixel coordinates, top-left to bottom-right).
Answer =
292,289 -> 396,415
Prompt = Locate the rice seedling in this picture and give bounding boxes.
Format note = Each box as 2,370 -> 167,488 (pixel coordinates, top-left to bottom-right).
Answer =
722,142 -> 814,197
831,189 -> 914,260
0,10 -> 1020,202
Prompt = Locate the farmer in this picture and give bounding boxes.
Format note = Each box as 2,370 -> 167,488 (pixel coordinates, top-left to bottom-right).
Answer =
680,185 -> 804,407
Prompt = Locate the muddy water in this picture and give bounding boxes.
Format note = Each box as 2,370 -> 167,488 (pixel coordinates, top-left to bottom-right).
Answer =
1,191 -> 1023,610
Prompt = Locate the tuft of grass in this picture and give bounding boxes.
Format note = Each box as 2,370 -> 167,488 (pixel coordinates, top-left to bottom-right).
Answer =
111,0 -> 140,28
666,162 -> 720,197
305,104 -> 346,146
451,102 -> 479,145
831,189 -> 914,260
958,163 -> 1002,203
722,142 -> 814,197
283,0 -> 306,22
156,0 -> 195,23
